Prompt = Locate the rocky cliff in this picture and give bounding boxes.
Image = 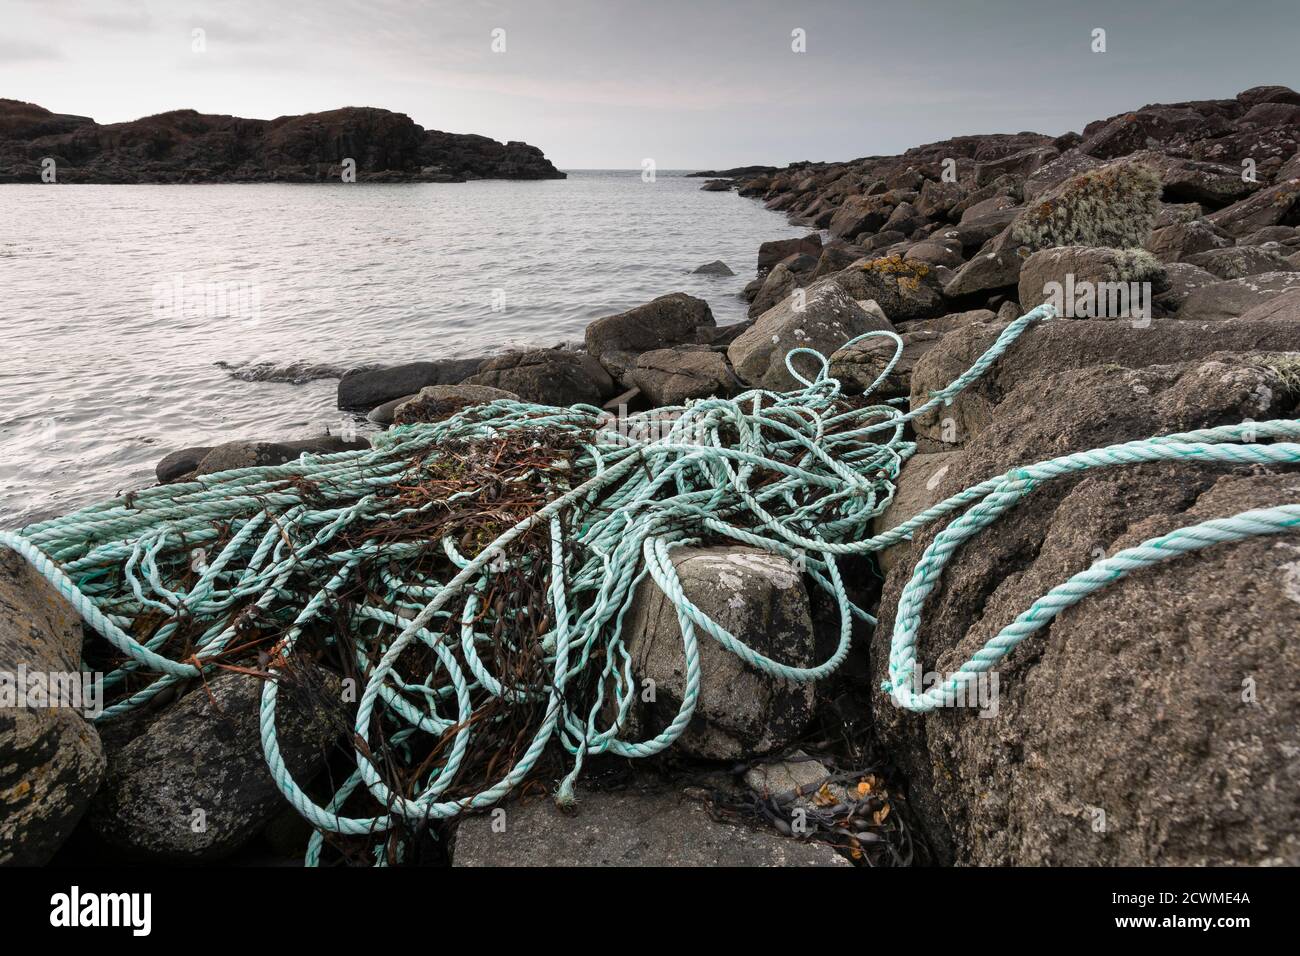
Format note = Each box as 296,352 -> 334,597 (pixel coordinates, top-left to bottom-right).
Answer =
0,99 -> 565,183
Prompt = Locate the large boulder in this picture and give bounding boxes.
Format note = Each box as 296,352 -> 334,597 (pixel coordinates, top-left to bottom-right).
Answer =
728,278 -> 893,391
908,315 -> 1300,445
0,549 -> 105,865
757,234 -> 822,273
627,346 -> 736,407
747,261 -> 800,317
89,668 -> 343,861
871,451 -> 963,575
190,435 -> 369,478
466,350 -> 606,406
828,194 -> 895,240
617,546 -> 821,760
871,355 -> 1300,865
1017,246 -> 1166,318
452,788 -> 848,867
941,225 -> 1030,297
829,256 -> 947,322
584,293 -> 715,384
1010,159 -> 1162,251
337,356 -> 487,410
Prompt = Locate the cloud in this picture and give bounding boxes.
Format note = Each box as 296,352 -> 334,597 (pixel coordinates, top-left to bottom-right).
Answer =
0,37 -> 62,63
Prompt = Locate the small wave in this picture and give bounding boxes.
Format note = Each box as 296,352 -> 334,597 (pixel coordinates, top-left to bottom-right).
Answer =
215,360 -> 357,385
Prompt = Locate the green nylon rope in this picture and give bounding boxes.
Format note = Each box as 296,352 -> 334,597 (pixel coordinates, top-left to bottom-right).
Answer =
3,301 -> 1298,865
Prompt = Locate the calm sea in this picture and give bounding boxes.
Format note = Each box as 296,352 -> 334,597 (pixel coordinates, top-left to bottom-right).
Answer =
0,170 -> 805,526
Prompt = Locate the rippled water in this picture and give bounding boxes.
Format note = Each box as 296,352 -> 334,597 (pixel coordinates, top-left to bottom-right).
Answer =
0,171 -> 805,527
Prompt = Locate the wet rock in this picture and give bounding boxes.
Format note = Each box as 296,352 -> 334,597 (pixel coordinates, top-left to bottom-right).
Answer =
1181,245 -> 1297,280
0,548 -> 105,865
692,259 -> 735,276
452,788 -> 848,867
584,293 -> 716,384
89,667 -> 343,861
1018,246 -> 1166,317
1177,271 -> 1300,321
366,394 -> 417,425
337,356 -> 488,410
628,346 -> 736,406
156,446 -> 212,483
871,357 -> 1300,865
619,546 -> 820,760
191,435 -> 369,478
392,383 -> 518,425
728,278 -> 892,391
466,350 -> 606,407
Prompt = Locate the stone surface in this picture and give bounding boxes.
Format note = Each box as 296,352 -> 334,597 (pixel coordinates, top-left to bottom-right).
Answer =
392,383 -> 517,425
1144,218 -> 1232,262
89,668 -> 343,861
189,435 -> 368,478
871,451 -> 964,575
1177,271 -> 1300,321
584,293 -> 716,384
1182,245 -> 1297,280
871,356 -> 1300,865
728,277 -> 891,391
619,546 -> 819,760
757,234 -> 822,273
0,548 -> 105,865
829,328 -> 938,400
337,357 -> 487,410
830,255 -> 948,321
1206,178 -> 1300,237
466,349 -> 605,406
909,316 -> 1300,445
1018,246 -> 1166,317
628,346 -> 736,406
452,788 -> 848,867
692,259 -> 735,276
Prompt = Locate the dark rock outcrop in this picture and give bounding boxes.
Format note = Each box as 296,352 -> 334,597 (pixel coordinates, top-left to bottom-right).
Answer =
0,99 -> 565,184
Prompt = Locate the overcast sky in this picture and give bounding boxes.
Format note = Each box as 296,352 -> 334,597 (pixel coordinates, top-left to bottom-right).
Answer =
2,0 -> 1297,169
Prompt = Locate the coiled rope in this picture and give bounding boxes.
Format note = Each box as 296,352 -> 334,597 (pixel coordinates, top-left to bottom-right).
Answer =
3,300 -> 1297,863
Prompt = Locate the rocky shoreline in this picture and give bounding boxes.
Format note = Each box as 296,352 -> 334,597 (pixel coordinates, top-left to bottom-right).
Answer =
4,85 -> 1300,867
0,99 -> 565,183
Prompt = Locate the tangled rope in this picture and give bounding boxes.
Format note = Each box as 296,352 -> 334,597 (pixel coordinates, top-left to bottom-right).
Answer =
3,300 -> 1298,864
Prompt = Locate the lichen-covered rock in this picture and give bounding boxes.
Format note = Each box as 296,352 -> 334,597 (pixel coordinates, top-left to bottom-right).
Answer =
452,788 -> 848,867
392,383 -> 518,425
617,546 -> 820,760
1017,246 -> 1166,317
584,293 -> 716,384
0,548 -> 105,865
728,277 -> 891,391
830,256 -> 947,322
871,356 -> 1300,865
89,667 -> 343,861
1010,159 -> 1162,251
